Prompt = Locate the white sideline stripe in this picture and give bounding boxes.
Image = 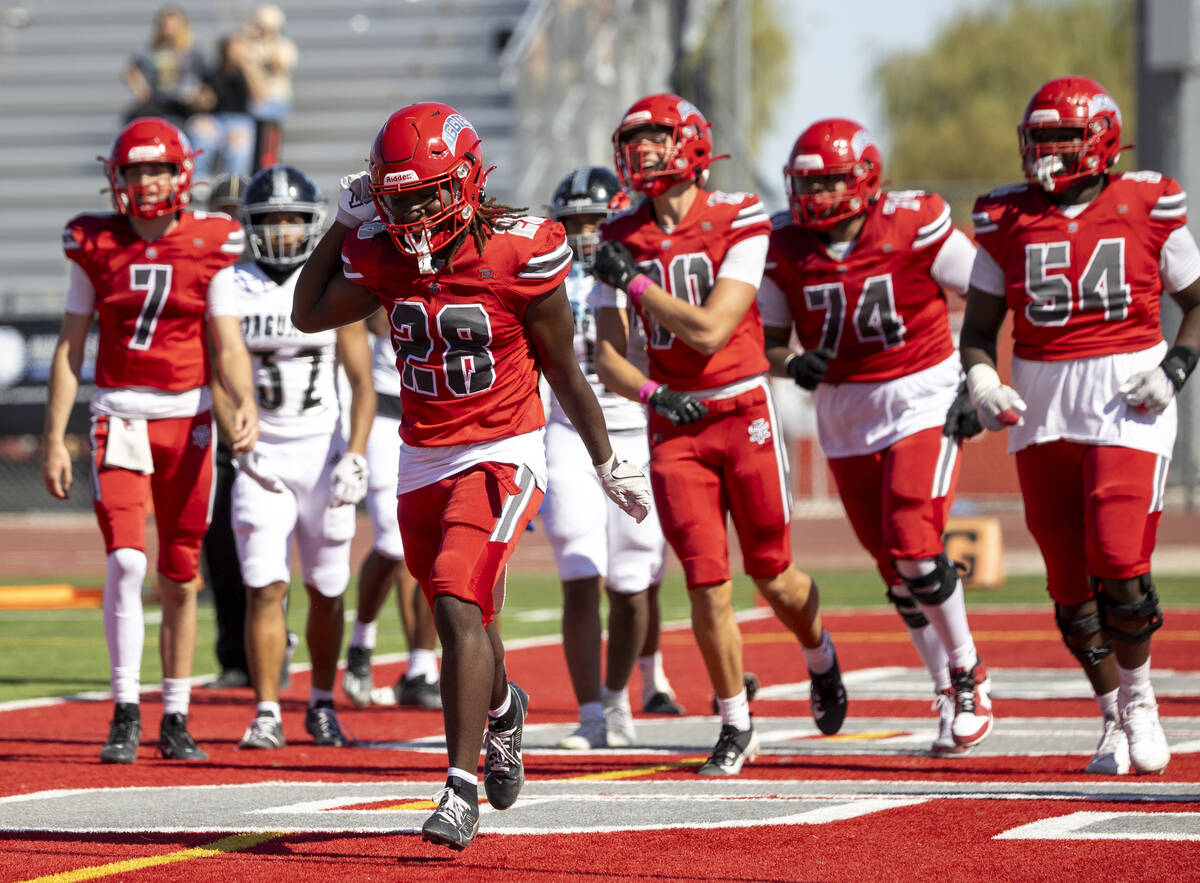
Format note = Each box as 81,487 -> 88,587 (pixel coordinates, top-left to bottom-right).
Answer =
995,811 -> 1200,840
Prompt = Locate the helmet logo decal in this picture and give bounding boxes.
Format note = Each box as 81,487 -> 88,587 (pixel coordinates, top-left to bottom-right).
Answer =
1027,109 -> 1061,124
384,170 -> 420,185
791,154 -> 825,171
1090,92 -> 1121,124
677,99 -> 703,122
126,144 -> 167,163
441,114 -> 474,154
850,128 -> 876,158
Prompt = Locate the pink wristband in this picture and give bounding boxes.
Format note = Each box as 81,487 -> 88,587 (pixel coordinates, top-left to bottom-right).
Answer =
626,274 -> 652,304
638,380 -> 661,404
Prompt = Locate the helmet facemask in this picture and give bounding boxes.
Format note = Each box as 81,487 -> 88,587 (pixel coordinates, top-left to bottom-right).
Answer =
786,162 -> 878,230
371,165 -> 476,275
246,208 -> 324,271
109,160 -> 191,219
1020,121 -> 1109,193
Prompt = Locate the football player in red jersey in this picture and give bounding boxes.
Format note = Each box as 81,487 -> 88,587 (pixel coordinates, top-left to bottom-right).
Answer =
41,117 -> 258,764
292,102 -> 652,851
592,92 -> 846,776
961,77 -> 1200,775
759,118 -> 993,756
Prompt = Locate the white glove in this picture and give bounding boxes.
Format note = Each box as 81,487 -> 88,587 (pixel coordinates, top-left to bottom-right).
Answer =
330,452 -> 369,506
336,171 -> 377,229
966,363 -> 1027,432
235,450 -> 285,494
1119,368 -> 1175,416
595,453 -> 652,523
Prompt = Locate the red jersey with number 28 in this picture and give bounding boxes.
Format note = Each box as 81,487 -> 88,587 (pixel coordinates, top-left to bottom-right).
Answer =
342,215 -> 572,446
764,191 -> 957,383
971,172 -> 1186,361
62,211 -> 244,390
600,190 -> 771,390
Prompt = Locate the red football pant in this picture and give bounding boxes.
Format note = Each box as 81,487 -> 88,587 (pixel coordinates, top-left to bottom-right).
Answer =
398,462 -> 543,626
1016,440 -> 1166,606
828,427 -> 960,586
649,384 -> 792,588
90,412 -> 215,583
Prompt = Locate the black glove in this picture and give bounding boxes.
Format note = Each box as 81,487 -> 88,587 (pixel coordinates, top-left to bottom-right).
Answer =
943,381 -> 984,439
786,349 -> 833,391
593,240 -> 639,291
648,385 -> 708,425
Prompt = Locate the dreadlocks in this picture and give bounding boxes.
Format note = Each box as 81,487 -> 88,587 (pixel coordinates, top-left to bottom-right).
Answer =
431,198 -> 529,274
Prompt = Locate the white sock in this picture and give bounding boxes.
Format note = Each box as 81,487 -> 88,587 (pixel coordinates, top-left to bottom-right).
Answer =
801,629 -> 836,675
105,548 -> 146,704
1096,687 -> 1119,722
408,648 -> 439,683
896,561 -> 978,671
162,678 -> 191,716
601,685 -> 629,709
448,767 -> 478,787
578,700 -> 603,724
717,689 -> 751,732
309,688 -> 334,707
488,684 -> 512,719
1118,659 -> 1154,706
351,620 -> 377,650
638,652 -> 672,701
256,701 -> 282,720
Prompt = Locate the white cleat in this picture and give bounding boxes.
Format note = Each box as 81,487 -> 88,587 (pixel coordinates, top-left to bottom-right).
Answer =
603,702 -> 635,748
931,688 -> 968,757
557,718 -> 607,750
1121,696 -> 1170,774
1085,715 -> 1130,775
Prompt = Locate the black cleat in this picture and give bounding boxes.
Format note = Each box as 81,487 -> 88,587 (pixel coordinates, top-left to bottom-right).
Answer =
643,691 -> 685,715
99,703 -> 141,764
158,712 -> 209,760
711,672 -> 760,714
483,682 -> 528,810
204,668 -> 250,689
697,724 -> 760,776
809,654 -> 848,736
421,787 -> 480,851
342,646 -> 373,707
305,701 -> 349,746
397,673 -> 443,710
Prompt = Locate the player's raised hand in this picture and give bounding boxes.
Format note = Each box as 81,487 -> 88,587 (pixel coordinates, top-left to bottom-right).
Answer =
595,453 -> 652,523
330,452 -> 369,506
593,240 -> 639,291
336,171 -> 377,229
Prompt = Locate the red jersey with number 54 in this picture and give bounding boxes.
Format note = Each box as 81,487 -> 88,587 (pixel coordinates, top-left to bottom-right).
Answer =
764,191 -> 957,383
62,211 -> 244,390
600,190 -> 771,390
342,215 -> 572,446
971,172 -> 1186,361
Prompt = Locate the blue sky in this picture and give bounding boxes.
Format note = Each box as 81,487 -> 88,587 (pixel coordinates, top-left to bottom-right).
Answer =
754,0 -> 990,190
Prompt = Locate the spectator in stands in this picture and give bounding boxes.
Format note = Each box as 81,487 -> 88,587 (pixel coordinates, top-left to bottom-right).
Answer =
241,4 -> 298,170
121,6 -> 207,128
186,35 -> 261,182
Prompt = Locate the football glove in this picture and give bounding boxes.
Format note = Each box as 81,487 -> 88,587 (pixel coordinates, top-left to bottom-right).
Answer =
595,454 -> 652,523
786,349 -> 833,391
648,385 -> 708,425
943,381 -> 984,439
330,452 -> 369,506
1119,368 -> 1175,416
966,363 -> 1026,431
593,240 -> 639,291
335,171 -> 376,228
235,450 -> 285,494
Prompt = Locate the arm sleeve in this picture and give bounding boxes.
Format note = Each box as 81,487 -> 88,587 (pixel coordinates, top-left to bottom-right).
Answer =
716,234 -> 769,287
64,262 -> 95,315
206,265 -> 240,318
1160,224 -> 1200,294
930,228 -> 978,297
967,245 -> 1006,296
756,274 -> 792,329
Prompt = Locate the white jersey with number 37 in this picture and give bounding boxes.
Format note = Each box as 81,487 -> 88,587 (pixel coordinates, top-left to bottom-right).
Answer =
210,263 -> 340,441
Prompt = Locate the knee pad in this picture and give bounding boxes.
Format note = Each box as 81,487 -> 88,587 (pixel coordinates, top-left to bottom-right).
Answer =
1054,602 -> 1113,667
1097,574 -> 1164,644
895,553 -> 957,606
886,585 -> 930,629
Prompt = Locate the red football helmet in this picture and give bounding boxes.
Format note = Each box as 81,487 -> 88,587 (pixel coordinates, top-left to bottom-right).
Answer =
784,118 -> 882,230
611,93 -> 725,197
102,117 -> 195,218
1018,76 -> 1124,193
368,102 -> 492,264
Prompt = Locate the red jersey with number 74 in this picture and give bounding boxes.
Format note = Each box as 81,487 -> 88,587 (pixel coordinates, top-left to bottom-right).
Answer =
61,211 -> 244,390
971,172 -> 1186,361
600,190 -> 772,390
341,214 -> 572,447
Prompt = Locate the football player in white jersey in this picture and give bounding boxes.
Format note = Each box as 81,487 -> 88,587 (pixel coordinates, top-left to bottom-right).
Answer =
211,164 -> 376,749
341,307 -> 441,710
543,167 -> 680,750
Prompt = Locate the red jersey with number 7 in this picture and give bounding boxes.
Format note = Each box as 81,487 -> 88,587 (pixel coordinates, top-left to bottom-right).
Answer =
600,190 -> 772,390
62,211 -> 244,390
341,214 -> 572,447
971,172 -> 1186,361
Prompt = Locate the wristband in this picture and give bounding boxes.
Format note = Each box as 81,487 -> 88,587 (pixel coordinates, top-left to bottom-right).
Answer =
626,274 -> 652,304
1160,345 -> 1199,392
638,380 -> 661,404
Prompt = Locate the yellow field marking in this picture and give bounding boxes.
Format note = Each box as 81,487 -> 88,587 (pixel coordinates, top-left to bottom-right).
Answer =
21,831 -> 281,883
802,730 -> 907,742
568,760 -> 703,781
